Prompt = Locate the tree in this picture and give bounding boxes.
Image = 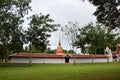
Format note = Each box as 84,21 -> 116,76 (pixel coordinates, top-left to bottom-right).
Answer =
0,44 -> 4,62
0,0 -> 31,62
61,21 -> 79,65
26,13 -> 59,52
88,0 -> 120,29
75,22 -> 119,54
61,22 -> 79,51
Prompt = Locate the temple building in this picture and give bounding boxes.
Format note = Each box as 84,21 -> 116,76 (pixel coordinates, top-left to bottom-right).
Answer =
9,34 -> 112,63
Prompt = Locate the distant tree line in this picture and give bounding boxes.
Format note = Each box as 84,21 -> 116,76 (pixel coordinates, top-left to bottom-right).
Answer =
44,48 -> 74,54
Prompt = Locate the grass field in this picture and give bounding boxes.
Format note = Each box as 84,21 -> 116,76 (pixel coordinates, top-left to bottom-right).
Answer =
0,62 -> 120,80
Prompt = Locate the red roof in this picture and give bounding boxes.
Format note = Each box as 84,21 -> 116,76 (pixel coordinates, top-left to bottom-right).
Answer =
9,53 -> 108,58
10,53 -> 63,58
72,54 -> 108,58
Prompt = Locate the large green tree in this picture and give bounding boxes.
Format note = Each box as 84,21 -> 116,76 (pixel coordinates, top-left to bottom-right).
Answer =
75,22 -> 119,54
88,0 -> 120,29
0,0 -> 31,62
26,13 -> 58,52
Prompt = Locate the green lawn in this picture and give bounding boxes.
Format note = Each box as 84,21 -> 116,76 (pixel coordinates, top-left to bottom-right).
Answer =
0,62 -> 120,80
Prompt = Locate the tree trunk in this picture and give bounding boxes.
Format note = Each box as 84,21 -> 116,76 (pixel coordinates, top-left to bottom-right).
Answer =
29,52 -> 32,66
72,47 -> 77,65
92,48 -> 96,64
4,49 -> 9,63
92,54 -> 94,64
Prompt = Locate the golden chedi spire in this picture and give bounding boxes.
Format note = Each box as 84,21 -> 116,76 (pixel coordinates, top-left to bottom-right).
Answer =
56,32 -> 64,55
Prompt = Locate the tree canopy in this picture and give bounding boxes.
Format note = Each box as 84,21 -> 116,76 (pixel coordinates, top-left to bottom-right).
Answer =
75,22 -> 120,54
26,13 -> 59,52
61,22 -> 78,50
0,0 -> 31,62
88,0 -> 120,29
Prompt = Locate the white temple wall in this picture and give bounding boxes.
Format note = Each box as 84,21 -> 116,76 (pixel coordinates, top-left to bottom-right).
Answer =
32,58 -> 65,63
70,58 -> 110,63
10,57 -> 65,63
10,57 -> 112,63
10,57 -> 29,63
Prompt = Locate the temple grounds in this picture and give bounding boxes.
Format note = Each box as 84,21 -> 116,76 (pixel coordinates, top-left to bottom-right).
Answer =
0,62 -> 120,80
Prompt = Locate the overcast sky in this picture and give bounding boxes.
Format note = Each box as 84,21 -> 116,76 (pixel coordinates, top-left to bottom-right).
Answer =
24,0 -> 96,51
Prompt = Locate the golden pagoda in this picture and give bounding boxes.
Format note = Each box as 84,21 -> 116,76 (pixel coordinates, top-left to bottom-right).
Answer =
56,34 -> 64,55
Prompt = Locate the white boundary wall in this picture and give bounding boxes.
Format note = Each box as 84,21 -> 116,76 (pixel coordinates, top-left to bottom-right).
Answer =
70,58 -> 108,63
10,57 -> 65,63
10,57 -> 111,63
